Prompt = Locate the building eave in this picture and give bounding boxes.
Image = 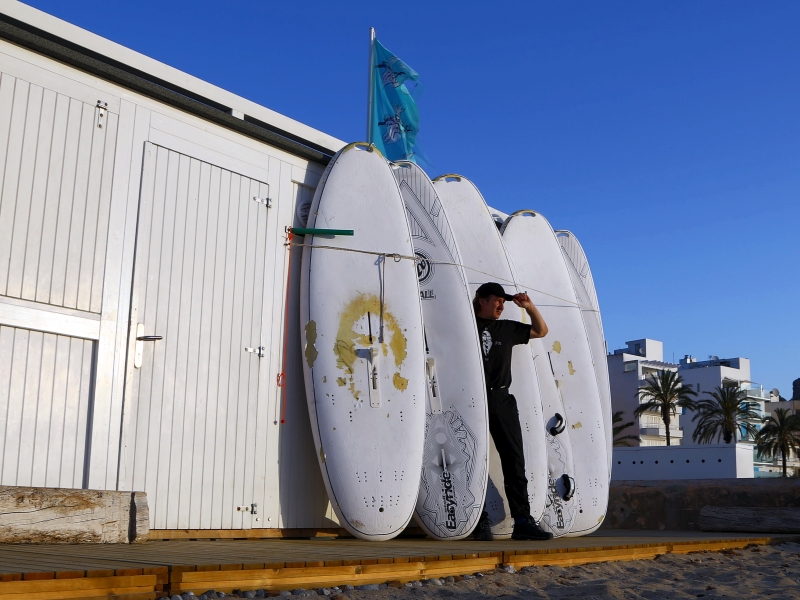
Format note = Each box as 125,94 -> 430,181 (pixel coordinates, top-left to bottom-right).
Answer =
0,0 -> 346,164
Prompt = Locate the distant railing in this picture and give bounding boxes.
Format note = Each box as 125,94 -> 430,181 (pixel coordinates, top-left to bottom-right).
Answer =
639,425 -> 683,437
741,387 -> 770,400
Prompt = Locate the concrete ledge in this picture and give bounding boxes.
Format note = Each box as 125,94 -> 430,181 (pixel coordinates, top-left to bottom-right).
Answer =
603,478 -> 800,531
612,444 -> 753,480
0,486 -> 149,543
700,506 -> 800,533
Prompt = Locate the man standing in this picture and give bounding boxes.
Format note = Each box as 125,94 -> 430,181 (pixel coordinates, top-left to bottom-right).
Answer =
472,282 -> 553,541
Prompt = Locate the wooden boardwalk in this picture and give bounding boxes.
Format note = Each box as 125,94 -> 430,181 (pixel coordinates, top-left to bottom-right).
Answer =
0,531 -> 797,598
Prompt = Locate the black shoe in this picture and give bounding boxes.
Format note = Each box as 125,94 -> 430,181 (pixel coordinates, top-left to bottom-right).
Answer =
473,511 -> 494,541
511,516 -> 553,541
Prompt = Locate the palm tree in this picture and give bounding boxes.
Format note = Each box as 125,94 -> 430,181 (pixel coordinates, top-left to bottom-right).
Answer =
612,411 -> 639,446
756,408 -> 800,477
634,370 -> 697,446
691,386 -> 760,444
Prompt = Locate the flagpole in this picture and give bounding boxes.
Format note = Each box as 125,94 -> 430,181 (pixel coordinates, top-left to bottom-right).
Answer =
366,27 -> 376,142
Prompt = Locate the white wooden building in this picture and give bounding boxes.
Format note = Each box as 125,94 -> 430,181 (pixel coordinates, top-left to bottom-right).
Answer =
0,0 -> 346,533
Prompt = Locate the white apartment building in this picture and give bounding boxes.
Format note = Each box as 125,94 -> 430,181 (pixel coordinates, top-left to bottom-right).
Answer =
607,339 -> 683,447
678,355 -> 795,477
608,338 -> 796,476
677,355 -> 760,446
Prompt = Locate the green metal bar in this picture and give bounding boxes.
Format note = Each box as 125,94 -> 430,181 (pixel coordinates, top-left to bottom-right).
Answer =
291,228 -> 354,236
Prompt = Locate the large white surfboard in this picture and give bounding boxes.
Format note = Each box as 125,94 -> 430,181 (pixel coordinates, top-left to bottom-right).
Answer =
299,143 -> 426,541
503,212 -> 609,536
433,174 -> 547,538
391,161 -> 489,540
556,230 -> 613,480
493,212 -> 579,538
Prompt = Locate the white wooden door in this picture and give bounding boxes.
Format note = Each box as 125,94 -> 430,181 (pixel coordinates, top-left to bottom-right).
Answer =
0,65 -> 120,488
125,142 -> 273,530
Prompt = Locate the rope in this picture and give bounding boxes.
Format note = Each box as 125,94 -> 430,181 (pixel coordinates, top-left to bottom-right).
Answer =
379,255 -> 385,342
286,241 -> 599,312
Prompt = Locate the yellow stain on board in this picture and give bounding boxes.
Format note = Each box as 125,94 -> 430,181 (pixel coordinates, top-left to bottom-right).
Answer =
349,379 -> 361,400
322,375 -> 327,383
333,293 -> 408,399
568,361 -> 576,375
552,341 -> 562,354
393,372 -> 409,391
305,320 -> 318,368
572,421 -> 582,429
336,377 -> 346,387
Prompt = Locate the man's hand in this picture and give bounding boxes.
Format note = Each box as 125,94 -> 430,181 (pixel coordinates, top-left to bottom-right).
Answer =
512,293 -> 548,339
511,293 -> 533,310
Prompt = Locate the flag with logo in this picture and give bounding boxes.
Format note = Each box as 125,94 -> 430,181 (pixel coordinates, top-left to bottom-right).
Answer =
368,37 -> 428,166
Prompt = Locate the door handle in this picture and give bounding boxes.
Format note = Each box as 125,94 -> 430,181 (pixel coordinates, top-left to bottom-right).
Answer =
134,324 -> 162,369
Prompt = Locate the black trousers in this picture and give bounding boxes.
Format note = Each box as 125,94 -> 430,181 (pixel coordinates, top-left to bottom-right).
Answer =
487,388 -> 530,519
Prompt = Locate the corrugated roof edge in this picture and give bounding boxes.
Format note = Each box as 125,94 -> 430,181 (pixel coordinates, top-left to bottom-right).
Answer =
0,0 -> 346,163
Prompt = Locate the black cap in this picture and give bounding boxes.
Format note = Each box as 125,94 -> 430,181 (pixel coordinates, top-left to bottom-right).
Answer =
475,282 -> 514,301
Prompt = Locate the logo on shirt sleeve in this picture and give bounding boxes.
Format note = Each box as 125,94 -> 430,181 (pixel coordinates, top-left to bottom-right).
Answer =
481,330 -> 493,357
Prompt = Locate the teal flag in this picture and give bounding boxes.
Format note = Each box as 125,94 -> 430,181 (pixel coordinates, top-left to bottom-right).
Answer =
369,39 -> 428,166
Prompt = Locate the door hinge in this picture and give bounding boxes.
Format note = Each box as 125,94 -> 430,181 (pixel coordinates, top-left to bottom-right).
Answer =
237,503 -> 258,514
253,196 -> 272,207
96,100 -> 108,129
245,346 -> 265,358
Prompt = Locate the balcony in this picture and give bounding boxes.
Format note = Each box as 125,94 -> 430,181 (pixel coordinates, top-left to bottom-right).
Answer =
741,387 -> 770,401
640,425 -> 683,439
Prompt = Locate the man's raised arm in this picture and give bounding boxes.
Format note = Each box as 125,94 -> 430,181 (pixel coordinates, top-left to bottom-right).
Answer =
512,293 -> 549,339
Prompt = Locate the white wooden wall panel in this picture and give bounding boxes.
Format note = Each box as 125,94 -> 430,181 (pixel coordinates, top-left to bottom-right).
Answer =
126,143 -> 273,529
88,100 -> 146,491
0,55 -> 126,493
0,70 -> 118,314
0,38 -> 345,529
0,325 -> 94,488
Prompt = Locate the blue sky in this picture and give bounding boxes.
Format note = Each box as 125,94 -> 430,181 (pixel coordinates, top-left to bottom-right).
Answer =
25,1 -> 800,395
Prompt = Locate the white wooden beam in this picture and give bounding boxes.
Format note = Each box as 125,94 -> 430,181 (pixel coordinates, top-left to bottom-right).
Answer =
0,300 -> 100,340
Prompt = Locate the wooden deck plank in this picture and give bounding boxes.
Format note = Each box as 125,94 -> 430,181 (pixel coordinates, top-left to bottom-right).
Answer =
0,533 -> 793,574
6,588 -> 156,600
0,532 -> 796,597
0,574 -> 155,593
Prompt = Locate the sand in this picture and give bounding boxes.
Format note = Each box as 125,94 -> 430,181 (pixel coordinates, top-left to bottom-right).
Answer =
337,542 -> 800,600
